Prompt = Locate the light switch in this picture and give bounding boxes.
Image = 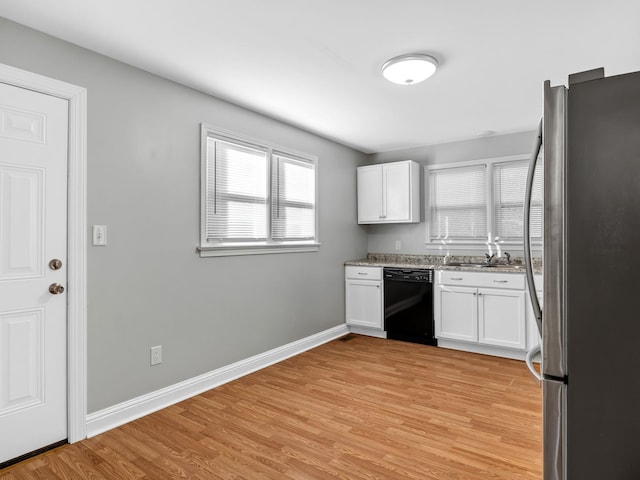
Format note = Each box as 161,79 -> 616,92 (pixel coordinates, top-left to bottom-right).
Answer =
92,225 -> 107,246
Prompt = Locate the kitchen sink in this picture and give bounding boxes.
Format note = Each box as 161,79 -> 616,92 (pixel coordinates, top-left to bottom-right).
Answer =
443,262 -> 492,267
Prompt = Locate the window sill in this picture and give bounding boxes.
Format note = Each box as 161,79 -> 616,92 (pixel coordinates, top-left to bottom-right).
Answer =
197,243 -> 321,257
425,241 -> 543,251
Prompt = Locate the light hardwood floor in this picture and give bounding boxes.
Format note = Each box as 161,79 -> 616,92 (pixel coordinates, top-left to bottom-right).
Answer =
1,334 -> 542,479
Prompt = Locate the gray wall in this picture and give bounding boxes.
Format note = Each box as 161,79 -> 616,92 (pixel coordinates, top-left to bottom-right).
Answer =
366,131 -> 537,256
0,18 -> 369,413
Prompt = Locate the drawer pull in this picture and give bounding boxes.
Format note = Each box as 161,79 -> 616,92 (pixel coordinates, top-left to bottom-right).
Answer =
493,280 -> 508,283
358,272 -> 368,276
450,277 -> 464,281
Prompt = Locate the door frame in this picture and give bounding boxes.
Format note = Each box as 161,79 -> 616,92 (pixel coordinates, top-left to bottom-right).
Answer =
0,63 -> 87,442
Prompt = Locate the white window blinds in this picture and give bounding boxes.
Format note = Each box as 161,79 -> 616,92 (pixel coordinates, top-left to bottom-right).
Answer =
205,137 -> 268,242
493,159 -> 543,242
271,154 -> 316,241
201,125 -> 318,253
429,164 -> 487,241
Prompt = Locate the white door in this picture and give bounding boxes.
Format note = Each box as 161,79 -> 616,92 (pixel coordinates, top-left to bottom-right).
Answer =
0,81 -> 68,463
478,288 -> 526,349
345,279 -> 382,329
357,165 -> 383,223
437,285 -> 478,342
383,161 -> 410,222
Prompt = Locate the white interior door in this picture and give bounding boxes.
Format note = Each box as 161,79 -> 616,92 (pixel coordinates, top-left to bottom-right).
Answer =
0,81 -> 68,464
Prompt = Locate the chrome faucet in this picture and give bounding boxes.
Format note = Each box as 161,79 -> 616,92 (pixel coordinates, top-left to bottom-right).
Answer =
504,252 -> 512,264
485,253 -> 496,264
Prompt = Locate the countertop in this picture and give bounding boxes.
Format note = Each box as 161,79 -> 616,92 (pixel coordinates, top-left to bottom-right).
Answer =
345,253 -> 543,275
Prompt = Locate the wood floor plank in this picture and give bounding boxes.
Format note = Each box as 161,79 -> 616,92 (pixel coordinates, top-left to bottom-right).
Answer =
0,335 -> 542,479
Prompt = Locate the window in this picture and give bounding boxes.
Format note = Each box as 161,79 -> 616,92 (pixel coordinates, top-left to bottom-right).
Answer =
493,160 -> 543,243
426,154 -> 543,247
199,125 -> 318,256
271,154 -> 316,241
429,164 -> 487,241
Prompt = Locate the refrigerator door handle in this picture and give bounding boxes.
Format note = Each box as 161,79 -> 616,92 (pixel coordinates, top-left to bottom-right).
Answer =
524,119 -> 543,336
525,344 -> 542,382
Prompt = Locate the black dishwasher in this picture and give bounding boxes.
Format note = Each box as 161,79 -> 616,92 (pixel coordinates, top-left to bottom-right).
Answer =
383,268 -> 436,346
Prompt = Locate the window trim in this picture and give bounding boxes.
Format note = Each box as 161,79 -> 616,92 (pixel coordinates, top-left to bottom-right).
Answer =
425,154 -> 542,251
198,124 -> 319,257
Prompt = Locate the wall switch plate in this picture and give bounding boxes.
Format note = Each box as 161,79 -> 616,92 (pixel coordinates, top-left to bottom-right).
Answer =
92,225 -> 107,246
150,345 -> 162,366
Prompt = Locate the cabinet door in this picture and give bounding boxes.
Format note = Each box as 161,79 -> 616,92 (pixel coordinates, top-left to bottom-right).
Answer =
357,165 -> 383,223
384,161 -> 411,221
345,279 -> 382,329
437,285 -> 478,342
478,289 -> 526,349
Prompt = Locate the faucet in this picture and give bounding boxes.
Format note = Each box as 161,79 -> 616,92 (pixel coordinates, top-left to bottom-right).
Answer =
485,253 -> 496,264
504,252 -> 511,265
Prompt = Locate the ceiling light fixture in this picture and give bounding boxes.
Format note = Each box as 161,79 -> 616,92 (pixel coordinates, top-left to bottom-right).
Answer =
381,53 -> 438,86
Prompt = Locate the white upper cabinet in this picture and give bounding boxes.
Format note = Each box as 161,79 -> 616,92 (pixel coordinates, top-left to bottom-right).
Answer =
357,160 -> 420,224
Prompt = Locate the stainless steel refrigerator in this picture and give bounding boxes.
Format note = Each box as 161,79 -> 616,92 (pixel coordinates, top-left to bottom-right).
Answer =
524,68 -> 640,480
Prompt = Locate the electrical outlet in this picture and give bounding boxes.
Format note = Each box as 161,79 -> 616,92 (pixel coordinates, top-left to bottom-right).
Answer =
395,240 -> 402,251
150,345 -> 162,366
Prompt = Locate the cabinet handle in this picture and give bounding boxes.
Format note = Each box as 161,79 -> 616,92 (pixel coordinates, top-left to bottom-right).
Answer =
450,277 -> 464,281
473,292 -> 477,296
357,272 -> 368,276
478,293 -> 483,296
493,280 -> 508,283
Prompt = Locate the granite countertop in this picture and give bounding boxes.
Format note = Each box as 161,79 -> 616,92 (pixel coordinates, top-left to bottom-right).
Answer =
346,253 -> 543,275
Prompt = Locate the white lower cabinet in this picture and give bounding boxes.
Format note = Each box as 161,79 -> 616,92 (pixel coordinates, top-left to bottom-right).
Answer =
345,266 -> 383,332
435,270 -> 527,358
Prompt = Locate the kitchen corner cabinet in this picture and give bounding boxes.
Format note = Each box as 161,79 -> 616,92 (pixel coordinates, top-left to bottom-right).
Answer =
345,266 -> 383,330
435,270 -> 527,356
357,160 -> 420,224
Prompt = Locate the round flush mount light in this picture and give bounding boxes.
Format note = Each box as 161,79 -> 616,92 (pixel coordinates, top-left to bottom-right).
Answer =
381,53 -> 438,85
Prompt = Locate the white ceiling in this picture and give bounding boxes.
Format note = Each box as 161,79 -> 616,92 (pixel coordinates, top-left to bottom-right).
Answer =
1,0 -> 639,153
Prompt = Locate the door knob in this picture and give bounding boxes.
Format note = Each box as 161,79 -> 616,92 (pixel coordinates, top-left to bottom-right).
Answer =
49,283 -> 65,295
49,259 -> 63,270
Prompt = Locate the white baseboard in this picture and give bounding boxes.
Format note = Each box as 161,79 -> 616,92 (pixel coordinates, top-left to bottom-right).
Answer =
86,324 -> 350,438
348,325 -> 387,339
437,339 -> 527,361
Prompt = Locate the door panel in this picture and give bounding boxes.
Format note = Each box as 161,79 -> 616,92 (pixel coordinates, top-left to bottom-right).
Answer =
357,165 -> 383,223
437,285 -> 478,342
345,280 -> 382,329
478,289 -> 526,349
0,308 -> 44,414
0,165 -> 44,279
0,81 -> 68,464
384,161 -> 410,221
